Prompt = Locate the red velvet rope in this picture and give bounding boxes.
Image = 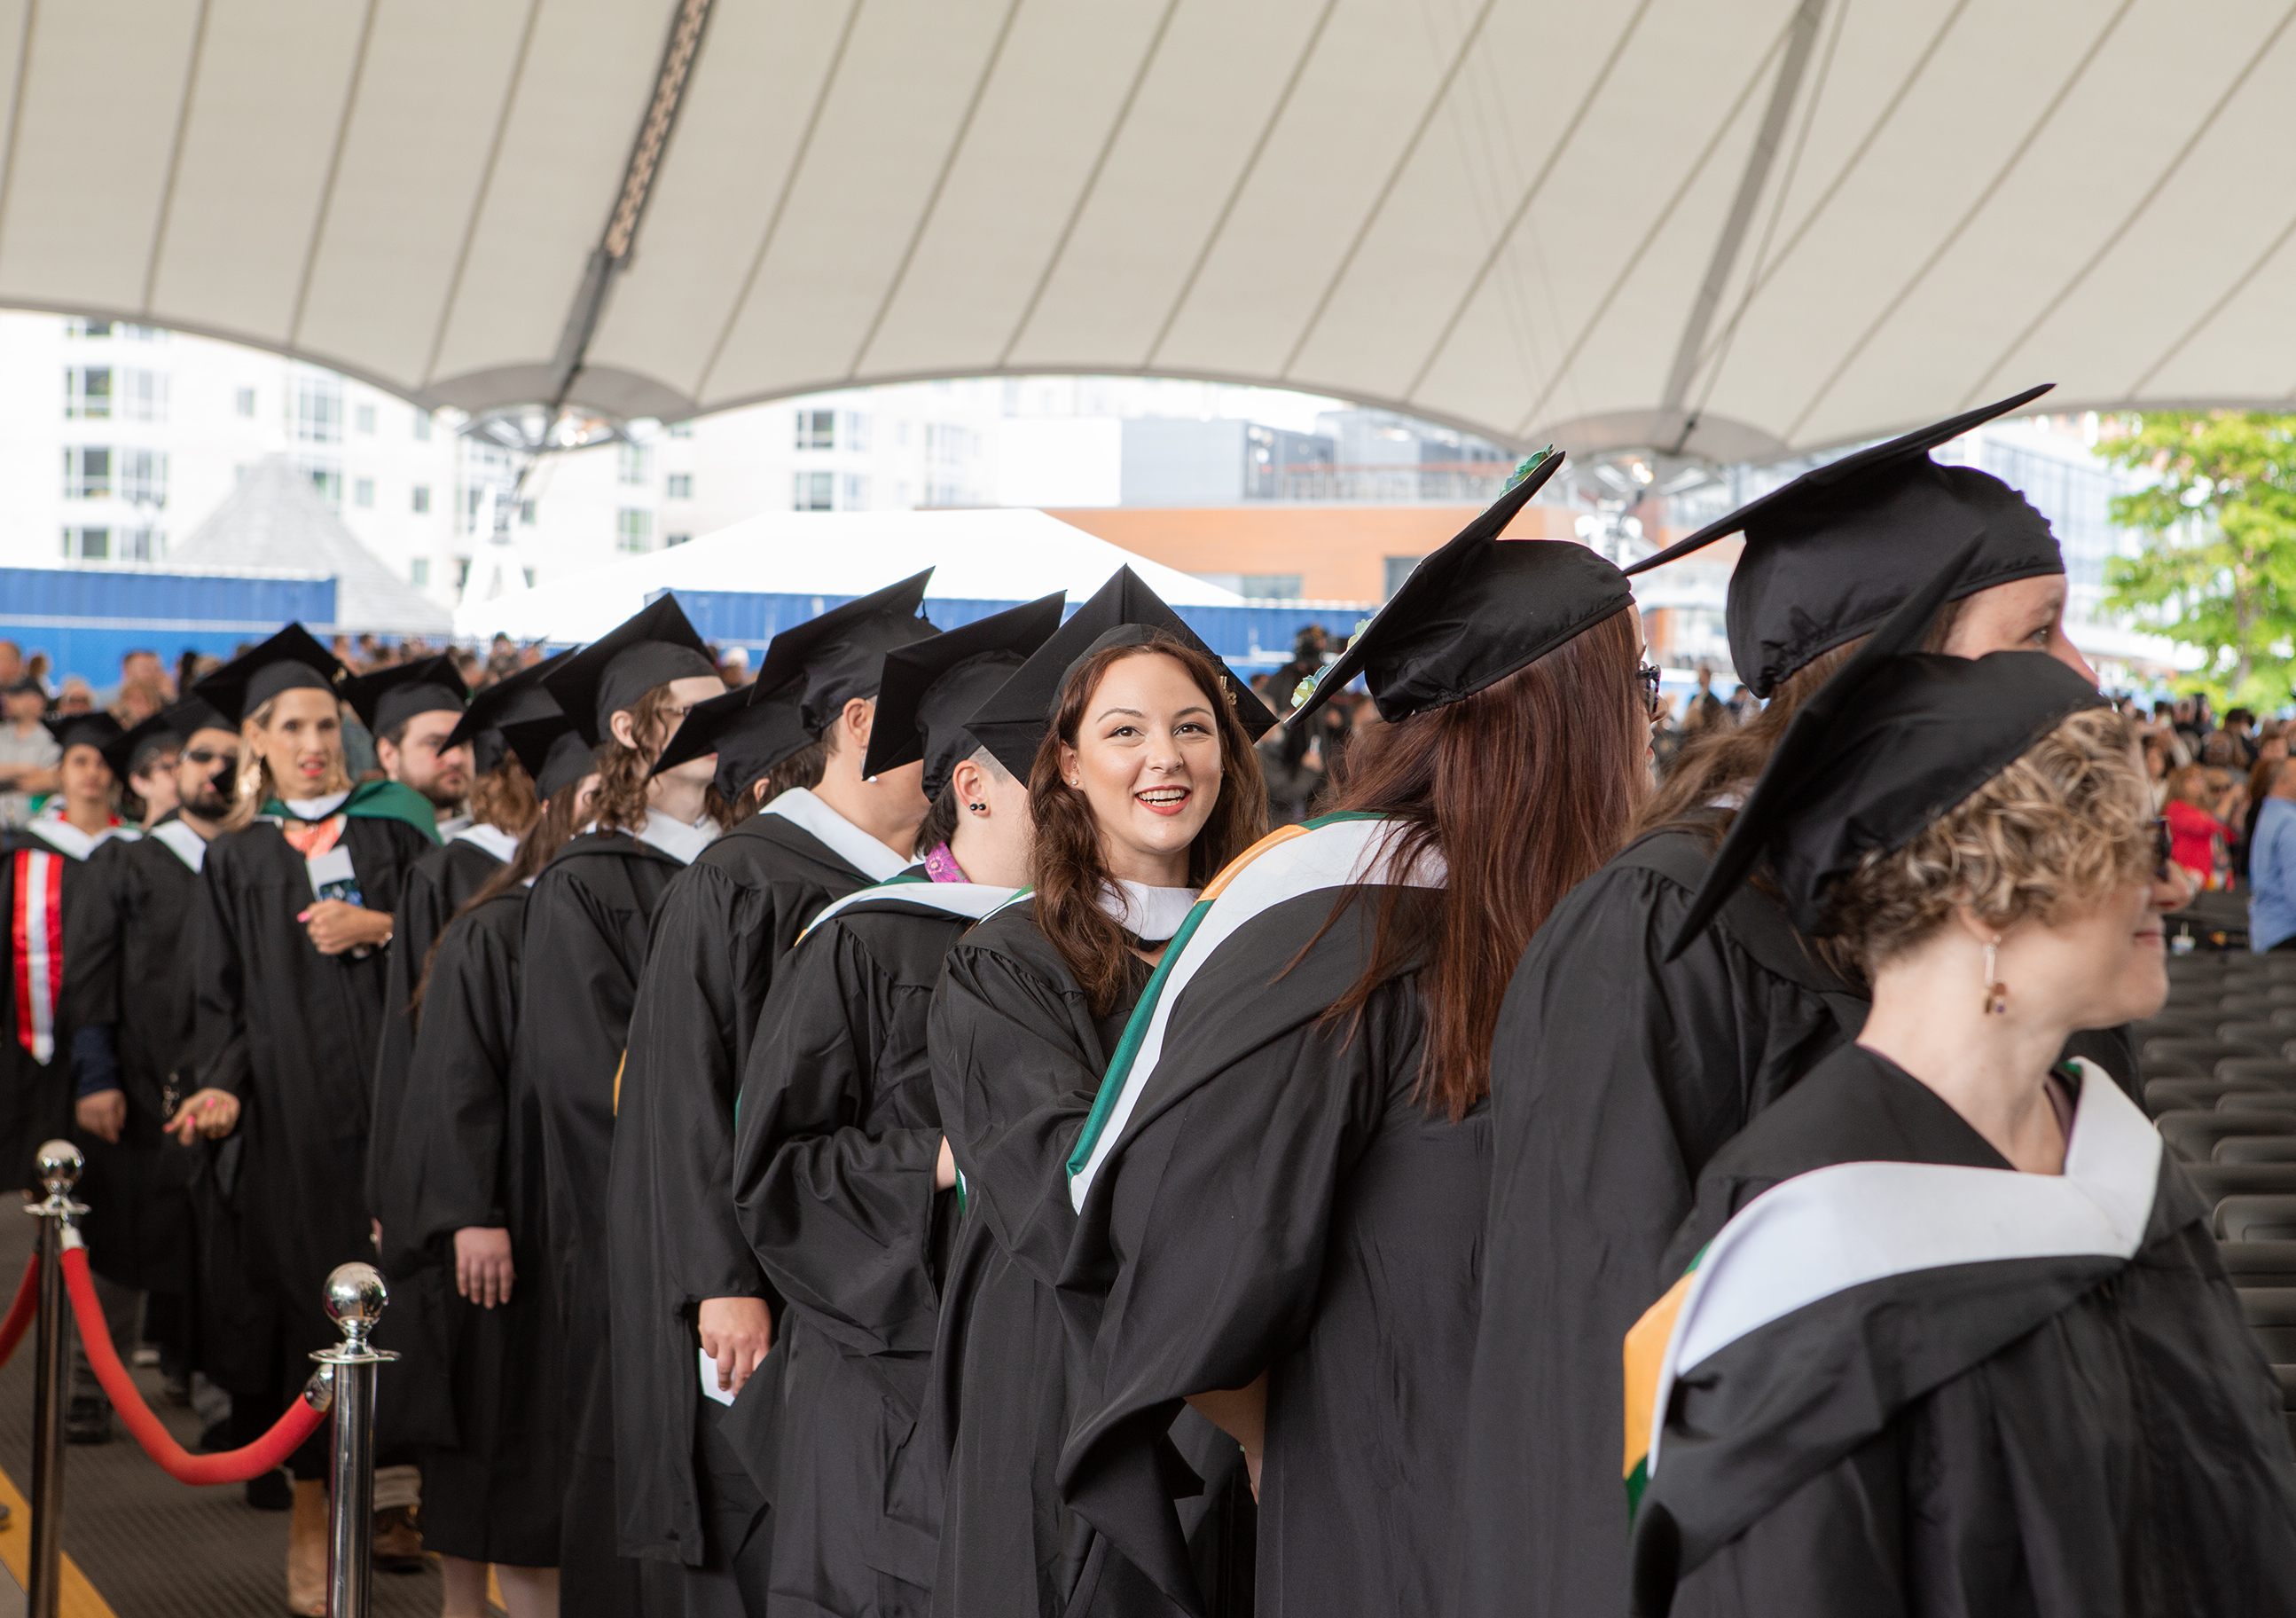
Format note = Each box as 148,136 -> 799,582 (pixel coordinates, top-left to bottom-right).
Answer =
0,1252 -> 37,1372
61,1244 -> 329,1484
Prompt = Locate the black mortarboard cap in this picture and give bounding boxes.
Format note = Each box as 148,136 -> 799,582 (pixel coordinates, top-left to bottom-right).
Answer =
100,713 -> 178,779
863,593 -> 1067,798
1666,540 -> 2106,959
447,649 -> 573,777
1289,451 -> 1631,728
43,711 -> 124,759
541,594 -> 717,746
1626,385 -> 2064,697
965,568 -> 1278,783
162,696 -> 235,742
191,624 -> 343,725
648,680 -> 812,805
500,715 -> 598,802
755,569 -> 939,734
337,655 -> 469,735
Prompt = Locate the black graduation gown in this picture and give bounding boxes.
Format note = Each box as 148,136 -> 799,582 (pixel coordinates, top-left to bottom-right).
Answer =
1630,1046 -> 2296,1617
515,830 -> 686,1488
729,885 -> 973,1615
368,834 -> 506,1225
1454,826 -> 2137,1618
1062,824 -> 1469,1618
0,821 -> 121,1190
929,899 -> 1242,1618
391,887 -> 561,1567
59,820 -> 200,1295
369,833 -> 507,1452
190,812 -> 433,1372
607,810 -> 878,1567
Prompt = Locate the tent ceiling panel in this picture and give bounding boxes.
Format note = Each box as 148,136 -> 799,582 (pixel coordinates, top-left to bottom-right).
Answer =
420,0 -> 683,389
833,0 -> 1190,382
289,0 -> 546,381
0,0 -> 2288,461
0,0 -> 196,314
994,0 -> 1338,373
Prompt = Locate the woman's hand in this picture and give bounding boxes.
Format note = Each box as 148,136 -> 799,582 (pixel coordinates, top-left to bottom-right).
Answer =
936,1135 -> 959,1192
697,1296 -> 773,1395
1186,1371 -> 1268,1502
297,900 -> 393,956
163,1088 -> 240,1145
453,1227 -> 515,1308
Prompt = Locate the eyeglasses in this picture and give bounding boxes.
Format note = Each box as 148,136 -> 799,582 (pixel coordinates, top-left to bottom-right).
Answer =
184,749 -> 236,767
1635,664 -> 1664,720
2152,815 -> 2174,881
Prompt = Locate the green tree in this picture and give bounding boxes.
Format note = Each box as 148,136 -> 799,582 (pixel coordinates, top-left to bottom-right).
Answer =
2097,411 -> 2296,708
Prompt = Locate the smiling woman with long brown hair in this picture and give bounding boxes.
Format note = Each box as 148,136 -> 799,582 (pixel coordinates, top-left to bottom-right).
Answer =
926,568 -> 1273,1618
1053,459 -> 1651,1617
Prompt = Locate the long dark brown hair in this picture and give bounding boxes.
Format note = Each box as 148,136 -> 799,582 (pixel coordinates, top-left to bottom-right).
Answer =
1640,596 -> 1967,845
1030,637 -> 1270,1015
1321,606 -> 1649,1119
408,766 -> 599,1022
590,683 -> 734,836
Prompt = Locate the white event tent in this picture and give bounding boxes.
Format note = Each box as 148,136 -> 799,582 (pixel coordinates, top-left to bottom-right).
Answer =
451,508 -> 1242,645
0,0 -> 2287,462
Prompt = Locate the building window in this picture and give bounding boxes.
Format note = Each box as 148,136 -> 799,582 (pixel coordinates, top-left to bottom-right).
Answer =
293,375 -> 342,443
121,370 -> 166,422
668,420 -> 694,438
120,448 -> 167,506
1239,574 -> 1303,601
354,477 -> 374,508
793,471 -> 833,512
62,447 -> 110,499
119,527 -> 158,562
304,464 -> 341,507
355,402 -> 375,434
521,567 -> 536,587
411,558 -> 430,586
64,318 -> 111,338
665,531 -> 692,547
236,386 -> 255,418
1383,555 -> 1424,601
842,474 -> 870,508
519,499 -> 536,526
795,409 -> 835,452
411,484 -> 430,514
64,367 -> 110,419
118,324 -> 163,342
616,508 -> 652,551
456,558 -> 472,589
59,526 -> 107,559
842,412 -> 871,453
618,442 -> 650,485
665,472 -> 692,499
413,409 -> 432,442
464,485 -> 484,531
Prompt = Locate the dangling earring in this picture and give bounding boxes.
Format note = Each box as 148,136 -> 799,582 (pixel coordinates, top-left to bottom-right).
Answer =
1982,934 -> 2007,1015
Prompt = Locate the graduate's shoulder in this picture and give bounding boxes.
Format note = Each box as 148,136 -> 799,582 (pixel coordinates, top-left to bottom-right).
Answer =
802,892 -> 981,986
713,805 -> 880,884
1697,1045 -> 2001,1203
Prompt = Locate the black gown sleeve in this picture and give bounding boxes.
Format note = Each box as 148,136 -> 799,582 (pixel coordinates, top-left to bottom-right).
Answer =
188,841 -> 252,1103
398,909 -> 521,1247
733,918 -> 943,1356
929,939 -> 1111,1289
59,843 -> 126,1087
1455,861 -> 1848,1618
367,856 -> 452,1223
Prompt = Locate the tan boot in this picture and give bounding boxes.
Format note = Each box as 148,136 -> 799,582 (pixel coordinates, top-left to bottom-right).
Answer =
286,1478 -> 328,1615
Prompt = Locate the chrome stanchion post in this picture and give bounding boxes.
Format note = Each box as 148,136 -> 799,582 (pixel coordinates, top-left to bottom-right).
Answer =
22,1141 -> 85,1618
311,1263 -> 394,1618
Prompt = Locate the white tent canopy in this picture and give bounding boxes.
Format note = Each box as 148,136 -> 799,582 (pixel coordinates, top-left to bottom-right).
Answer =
3,0 -> 2289,462
451,507 -> 1242,643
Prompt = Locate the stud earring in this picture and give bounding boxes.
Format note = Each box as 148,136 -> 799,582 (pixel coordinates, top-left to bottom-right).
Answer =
968,801 -> 986,813
1982,934 -> 2007,1016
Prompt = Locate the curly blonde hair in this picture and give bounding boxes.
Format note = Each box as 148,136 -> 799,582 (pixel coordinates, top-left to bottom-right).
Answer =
1826,707 -> 2151,969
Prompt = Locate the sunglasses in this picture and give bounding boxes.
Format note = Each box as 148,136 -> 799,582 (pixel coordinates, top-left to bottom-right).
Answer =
2152,815 -> 2174,881
184,749 -> 237,767
1635,664 -> 1664,720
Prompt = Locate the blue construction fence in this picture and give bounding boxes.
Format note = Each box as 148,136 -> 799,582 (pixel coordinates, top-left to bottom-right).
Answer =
1,568 -> 338,689
653,588 -> 1376,679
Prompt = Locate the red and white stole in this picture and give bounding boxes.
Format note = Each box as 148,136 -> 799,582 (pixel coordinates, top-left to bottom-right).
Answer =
11,811 -> 124,1064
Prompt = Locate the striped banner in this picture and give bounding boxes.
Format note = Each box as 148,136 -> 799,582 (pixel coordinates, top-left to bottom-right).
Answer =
11,848 -> 61,1063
